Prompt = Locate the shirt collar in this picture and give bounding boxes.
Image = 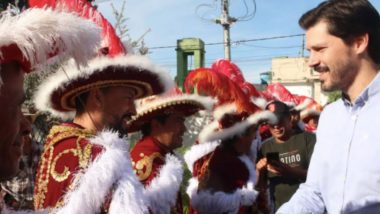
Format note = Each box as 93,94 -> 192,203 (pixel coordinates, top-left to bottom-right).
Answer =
342,72 -> 380,107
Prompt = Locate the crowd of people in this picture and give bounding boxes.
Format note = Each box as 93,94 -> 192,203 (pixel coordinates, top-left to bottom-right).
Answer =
0,0 -> 380,213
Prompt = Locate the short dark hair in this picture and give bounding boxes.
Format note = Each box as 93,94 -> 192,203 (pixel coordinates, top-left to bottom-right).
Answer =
74,91 -> 90,116
299,0 -> 380,64
74,87 -> 111,116
141,114 -> 170,137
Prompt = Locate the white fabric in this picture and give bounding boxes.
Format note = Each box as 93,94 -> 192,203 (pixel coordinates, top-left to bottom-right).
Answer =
187,154 -> 258,214
144,154 -> 183,214
53,131 -> 148,214
0,8 -> 100,71
184,141 -> 220,173
199,110 -> 277,143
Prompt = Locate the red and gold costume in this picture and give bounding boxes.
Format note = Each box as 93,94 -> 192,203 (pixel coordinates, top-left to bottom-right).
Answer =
190,145 -> 251,214
34,122 -> 102,209
130,136 -> 183,214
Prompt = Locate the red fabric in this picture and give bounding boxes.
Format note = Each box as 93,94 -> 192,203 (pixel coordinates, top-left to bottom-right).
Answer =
185,67 -> 260,114
130,136 -> 183,213
28,0 -> 126,56
211,59 -> 261,98
266,83 -> 296,104
34,123 -> 103,210
0,44 -> 32,73
259,124 -> 272,142
190,146 -> 250,214
130,137 -> 168,186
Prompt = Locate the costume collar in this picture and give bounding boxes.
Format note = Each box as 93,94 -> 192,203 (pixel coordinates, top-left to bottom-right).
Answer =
147,136 -> 173,154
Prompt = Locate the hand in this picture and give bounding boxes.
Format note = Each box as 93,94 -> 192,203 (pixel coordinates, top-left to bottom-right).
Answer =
267,160 -> 290,176
256,158 -> 268,172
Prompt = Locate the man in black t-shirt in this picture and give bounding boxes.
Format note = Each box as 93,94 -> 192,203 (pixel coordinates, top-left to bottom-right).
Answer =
256,101 -> 316,212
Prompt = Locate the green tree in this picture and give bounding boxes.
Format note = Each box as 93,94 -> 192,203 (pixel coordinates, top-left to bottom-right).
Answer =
0,0 -> 27,11
327,91 -> 342,104
110,0 -> 149,55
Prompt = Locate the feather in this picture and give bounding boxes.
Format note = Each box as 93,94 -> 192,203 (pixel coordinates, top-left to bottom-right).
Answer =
185,68 -> 260,114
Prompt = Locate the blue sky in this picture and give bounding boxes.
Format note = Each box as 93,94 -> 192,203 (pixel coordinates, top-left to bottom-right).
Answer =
97,0 -> 380,84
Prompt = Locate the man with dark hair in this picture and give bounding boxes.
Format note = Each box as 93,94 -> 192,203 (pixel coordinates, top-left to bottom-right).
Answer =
278,0 -> 380,213
256,101 -> 315,212
33,55 -> 173,212
129,91 -> 214,214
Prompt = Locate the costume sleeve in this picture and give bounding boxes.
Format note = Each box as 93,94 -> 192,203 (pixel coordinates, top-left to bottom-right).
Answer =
276,130 -> 325,213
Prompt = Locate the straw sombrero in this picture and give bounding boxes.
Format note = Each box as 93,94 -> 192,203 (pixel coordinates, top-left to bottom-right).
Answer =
127,89 -> 215,133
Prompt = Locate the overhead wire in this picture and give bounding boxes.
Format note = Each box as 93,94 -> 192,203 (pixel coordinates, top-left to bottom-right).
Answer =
149,34 -> 304,50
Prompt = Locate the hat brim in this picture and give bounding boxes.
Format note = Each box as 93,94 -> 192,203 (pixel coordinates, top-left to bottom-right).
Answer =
199,110 -> 277,143
127,95 -> 215,133
34,55 -> 174,120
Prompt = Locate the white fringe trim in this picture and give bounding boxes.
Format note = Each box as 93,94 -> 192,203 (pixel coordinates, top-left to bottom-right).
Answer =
186,155 -> 258,214
144,154 -> 184,214
212,103 -> 237,120
294,98 -> 312,111
251,97 -> 267,110
34,55 -> 174,120
53,130 -> 148,214
199,111 -> 277,143
184,141 -> 220,173
0,8 -> 100,71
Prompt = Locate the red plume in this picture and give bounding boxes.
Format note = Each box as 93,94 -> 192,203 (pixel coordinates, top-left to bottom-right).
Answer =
28,0 -> 126,56
266,83 -> 296,104
211,59 -> 261,98
184,68 -> 260,114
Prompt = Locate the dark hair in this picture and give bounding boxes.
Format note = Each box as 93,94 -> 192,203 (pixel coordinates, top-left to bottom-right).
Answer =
141,114 -> 170,137
299,0 -> 380,64
74,91 -> 90,116
74,87 -> 110,116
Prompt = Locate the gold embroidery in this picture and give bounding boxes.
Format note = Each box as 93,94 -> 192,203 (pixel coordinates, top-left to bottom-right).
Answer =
34,125 -> 95,209
50,148 -> 76,182
135,152 -> 164,181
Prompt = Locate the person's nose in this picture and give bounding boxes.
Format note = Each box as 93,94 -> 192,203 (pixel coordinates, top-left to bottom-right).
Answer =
307,51 -> 320,69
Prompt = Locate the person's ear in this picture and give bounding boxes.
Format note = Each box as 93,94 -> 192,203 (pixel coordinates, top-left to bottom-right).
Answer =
89,88 -> 104,108
353,33 -> 369,55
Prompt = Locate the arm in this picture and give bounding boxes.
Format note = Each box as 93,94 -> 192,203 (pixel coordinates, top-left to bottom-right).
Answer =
255,158 -> 270,214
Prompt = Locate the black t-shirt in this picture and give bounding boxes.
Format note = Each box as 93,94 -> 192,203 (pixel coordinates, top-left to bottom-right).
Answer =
258,131 -> 316,211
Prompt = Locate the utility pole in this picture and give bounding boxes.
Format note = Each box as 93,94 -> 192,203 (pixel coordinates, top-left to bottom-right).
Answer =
216,0 -> 236,60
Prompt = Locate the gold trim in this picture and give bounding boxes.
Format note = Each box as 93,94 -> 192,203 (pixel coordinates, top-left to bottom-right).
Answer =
134,152 -> 164,181
130,100 -> 203,124
34,125 -> 95,209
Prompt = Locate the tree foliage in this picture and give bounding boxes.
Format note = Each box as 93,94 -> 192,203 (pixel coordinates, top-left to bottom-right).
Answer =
327,90 -> 342,104
0,0 -> 27,11
110,0 -> 149,55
